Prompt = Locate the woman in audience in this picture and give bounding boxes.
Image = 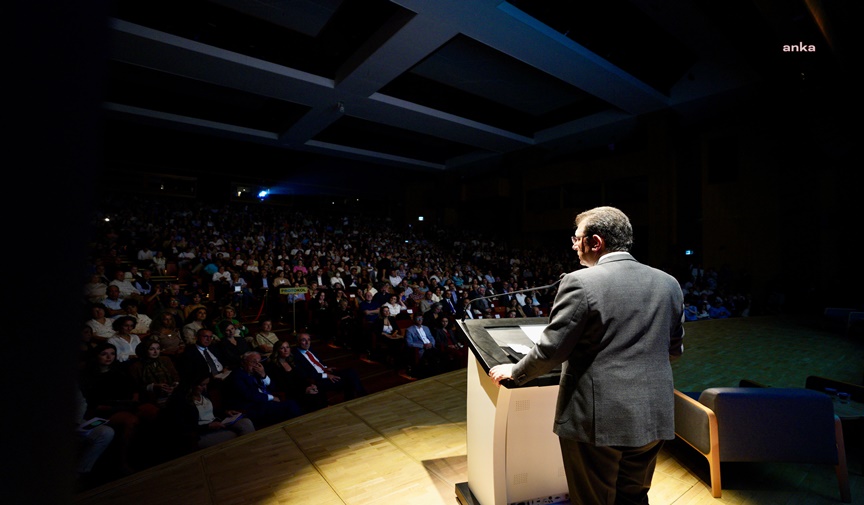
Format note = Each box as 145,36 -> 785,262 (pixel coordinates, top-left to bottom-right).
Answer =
128,340 -> 180,408
214,320 -> 251,370
79,342 -> 157,474
212,305 -> 248,340
161,372 -> 255,452
505,298 -> 526,318
120,298 -> 152,339
182,307 -> 209,345
86,303 -> 116,343
370,305 -> 404,366
151,250 -> 167,276
79,325 -> 99,368
334,298 -> 358,349
383,294 -> 407,320
309,289 -> 333,337
182,292 -> 206,320
252,318 -> 279,354
434,315 -> 467,369
266,340 -> 326,412
149,311 -> 184,357
159,295 -> 184,322
107,316 -> 142,363
83,274 -> 108,304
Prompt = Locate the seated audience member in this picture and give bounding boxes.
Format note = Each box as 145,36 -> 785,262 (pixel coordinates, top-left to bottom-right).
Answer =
107,316 -> 142,363
150,312 -> 185,357
109,269 -> 141,299
127,340 -> 180,408
708,299 -> 732,319
178,329 -> 229,381
456,297 -> 475,320
252,318 -> 279,354
440,289 -> 458,315
102,285 -> 126,318
161,373 -> 255,452
182,292 -> 207,320
133,268 -> 155,296
75,387 -> 115,490
83,274 -> 108,304
434,316 -> 467,369
358,290 -> 381,325
309,289 -> 333,336
683,302 -> 700,322
229,271 -> 255,309
86,303 -> 116,343
222,351 -> 304,428
382,294 -> 407,320
151,250 -> 167,276
404,313 -> 444,378
266,340 -> 327,412
295,333 -> 367,402
422,302 -> 445,329
79,325 -> 99,366
526,305 -> 544,318
334,298 -> 359,349
369,305 -> 404,366
505,298 -> 526,318
215,319 -> 252,370
418,290 -> 436,315
121,298 -> 152,339
181,307 -> 209,345
159,296 -> 185,323
79,343 -> 158,474
212,305 -> 249,341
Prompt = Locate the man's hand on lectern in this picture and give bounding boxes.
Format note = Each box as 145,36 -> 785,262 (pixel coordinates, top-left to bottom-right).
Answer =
488,364 -> 515,387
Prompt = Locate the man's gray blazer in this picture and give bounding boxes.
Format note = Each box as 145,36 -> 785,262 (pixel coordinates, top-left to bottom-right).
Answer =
511,252 -> 684,447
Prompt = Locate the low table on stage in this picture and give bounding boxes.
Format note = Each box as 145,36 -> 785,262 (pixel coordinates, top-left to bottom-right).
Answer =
455,318 -> 569,505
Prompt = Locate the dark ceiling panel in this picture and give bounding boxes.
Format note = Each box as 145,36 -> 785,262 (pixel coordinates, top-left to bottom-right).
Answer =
509,0 -> 696,95
109,0 -> 402,78
106,61 -> 311,131
381,35 -> 614,136
314,116 -> 482,164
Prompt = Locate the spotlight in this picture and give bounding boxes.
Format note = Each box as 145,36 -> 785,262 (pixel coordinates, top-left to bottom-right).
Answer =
258,189 -> 269,200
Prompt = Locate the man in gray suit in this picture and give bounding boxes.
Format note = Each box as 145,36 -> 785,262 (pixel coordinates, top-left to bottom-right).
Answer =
489,206 -> 684,505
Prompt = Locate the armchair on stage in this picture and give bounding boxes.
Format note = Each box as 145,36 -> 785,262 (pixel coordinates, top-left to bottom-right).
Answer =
673,387 -> 850,502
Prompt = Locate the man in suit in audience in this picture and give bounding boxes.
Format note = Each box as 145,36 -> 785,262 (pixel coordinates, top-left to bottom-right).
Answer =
441,289 -> 458,315
222,351 -> 303,427
178,328 -> 229,381
489,206 -> 685,505
405,314 -> 436,358
295,332 -> 367,401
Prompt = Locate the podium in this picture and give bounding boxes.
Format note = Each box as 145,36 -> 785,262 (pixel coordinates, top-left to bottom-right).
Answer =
455,318 -> 569,505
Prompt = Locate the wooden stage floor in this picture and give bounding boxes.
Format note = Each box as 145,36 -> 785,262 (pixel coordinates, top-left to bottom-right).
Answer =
74,315 -> 863,504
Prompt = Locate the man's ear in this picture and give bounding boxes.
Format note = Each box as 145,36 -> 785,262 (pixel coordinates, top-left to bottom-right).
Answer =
589,234 -> 605,252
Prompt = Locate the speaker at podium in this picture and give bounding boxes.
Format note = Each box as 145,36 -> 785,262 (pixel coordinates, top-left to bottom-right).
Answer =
455,317 -> 569,505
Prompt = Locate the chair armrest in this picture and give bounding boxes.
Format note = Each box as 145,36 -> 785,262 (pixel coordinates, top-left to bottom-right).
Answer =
674,389 -> 718,457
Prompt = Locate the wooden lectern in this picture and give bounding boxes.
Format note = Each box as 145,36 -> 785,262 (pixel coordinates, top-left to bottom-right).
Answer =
455,318 -> 569,505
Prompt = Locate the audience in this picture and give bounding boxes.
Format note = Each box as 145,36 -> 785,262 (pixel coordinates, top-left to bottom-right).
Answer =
74,193 -> 753,487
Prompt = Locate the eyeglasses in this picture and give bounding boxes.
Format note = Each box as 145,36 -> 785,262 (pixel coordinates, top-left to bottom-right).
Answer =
571,235 -> 585,244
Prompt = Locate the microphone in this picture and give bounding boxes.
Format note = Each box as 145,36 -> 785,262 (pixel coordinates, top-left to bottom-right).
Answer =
461,278 -> 563,322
